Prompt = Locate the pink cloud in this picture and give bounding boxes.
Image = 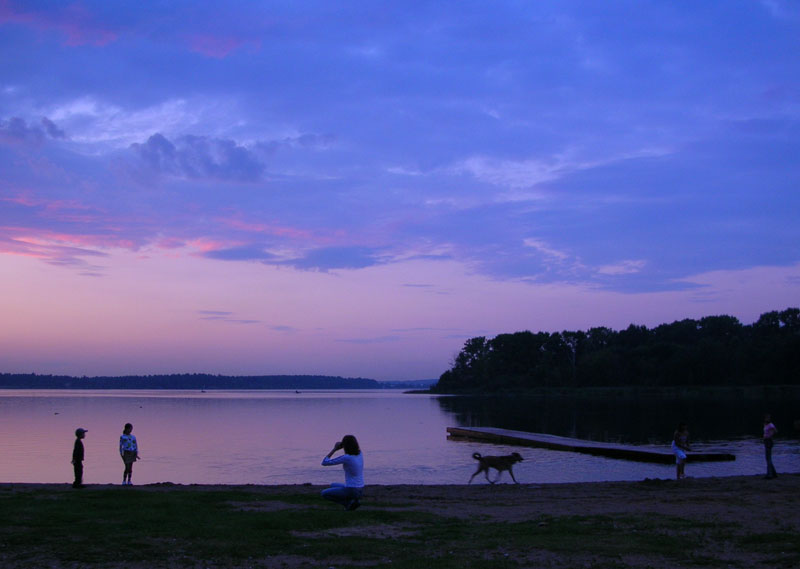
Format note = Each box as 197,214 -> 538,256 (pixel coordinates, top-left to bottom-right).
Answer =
186,34 -> 260,58
1,192 -> 39,207
0,236 -> 48,258
219,215 -> 315,241
1,229 -> 136,252
2,192 -> 118,232
0,235 -> 108,269
0,1 -> 118,47
155,237 -> 186,250
186,238 -> 241,253
1,194 -> 145,262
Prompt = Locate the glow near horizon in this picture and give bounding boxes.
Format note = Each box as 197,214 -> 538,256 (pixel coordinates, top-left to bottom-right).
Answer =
1,1 -> 799,380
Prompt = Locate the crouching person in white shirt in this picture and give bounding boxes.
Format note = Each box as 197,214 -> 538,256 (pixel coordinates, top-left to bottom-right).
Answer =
321,434 -> 364,511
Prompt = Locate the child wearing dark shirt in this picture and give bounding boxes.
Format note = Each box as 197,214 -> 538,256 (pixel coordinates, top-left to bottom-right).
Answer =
72,428 -> 87,488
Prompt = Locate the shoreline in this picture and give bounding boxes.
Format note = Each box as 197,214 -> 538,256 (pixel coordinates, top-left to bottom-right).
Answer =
2,470 -> 798,490
0,470 -> 793,485
5,473 -> 800,525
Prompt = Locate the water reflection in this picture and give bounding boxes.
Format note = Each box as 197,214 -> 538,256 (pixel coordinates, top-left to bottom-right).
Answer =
435,391 -> 800,443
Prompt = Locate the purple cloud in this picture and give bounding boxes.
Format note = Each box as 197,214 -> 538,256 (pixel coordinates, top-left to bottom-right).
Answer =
40,117 -> 66,139
0,117 -> 44,145
131,133 -> 264,182
283,247 -> 386,271
0,116 -> 67,146
202,246 -> 276,262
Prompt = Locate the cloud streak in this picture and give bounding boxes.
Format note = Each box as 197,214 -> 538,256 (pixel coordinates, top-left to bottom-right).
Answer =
198,310 -> 259,325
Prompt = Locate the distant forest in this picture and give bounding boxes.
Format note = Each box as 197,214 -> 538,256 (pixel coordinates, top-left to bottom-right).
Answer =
433,308 -> 800,393
0,373 -> 380,390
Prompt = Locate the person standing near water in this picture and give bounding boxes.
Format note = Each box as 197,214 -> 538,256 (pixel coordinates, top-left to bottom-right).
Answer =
763,414 -> 778,479
321,434 -> 364,511
671,423 -> 691,480
72,428 -> 87,488
119,423 -> 139,485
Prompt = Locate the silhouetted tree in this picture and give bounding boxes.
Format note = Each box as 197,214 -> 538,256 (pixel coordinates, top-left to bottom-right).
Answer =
432,307 -> 800,393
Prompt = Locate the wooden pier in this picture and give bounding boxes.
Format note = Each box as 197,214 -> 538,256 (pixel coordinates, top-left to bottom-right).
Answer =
447,426 -> 736,464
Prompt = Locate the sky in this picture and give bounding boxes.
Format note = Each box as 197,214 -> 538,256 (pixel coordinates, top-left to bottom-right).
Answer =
1,1 -> 799,381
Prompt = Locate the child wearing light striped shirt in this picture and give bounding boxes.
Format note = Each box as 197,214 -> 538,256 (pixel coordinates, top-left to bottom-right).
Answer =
119,422 -> 139,485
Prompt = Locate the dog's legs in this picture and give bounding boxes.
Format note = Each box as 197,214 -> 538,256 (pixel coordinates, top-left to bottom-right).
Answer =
493,470 -> 504,484
509,469 -> 519,484
486,469 -> 496,484
468,466 -> 483,484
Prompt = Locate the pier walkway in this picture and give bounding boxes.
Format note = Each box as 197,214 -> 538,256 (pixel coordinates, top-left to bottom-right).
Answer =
447,426 -> 736,464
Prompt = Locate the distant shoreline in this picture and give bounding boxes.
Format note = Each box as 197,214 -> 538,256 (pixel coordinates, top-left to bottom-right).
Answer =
0,373 -> 436,391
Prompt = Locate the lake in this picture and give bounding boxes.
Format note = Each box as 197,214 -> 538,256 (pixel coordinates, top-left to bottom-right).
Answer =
0,389 -> 797,485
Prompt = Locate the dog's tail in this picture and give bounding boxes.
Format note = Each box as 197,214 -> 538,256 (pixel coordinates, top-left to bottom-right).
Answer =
472,452 -> 482,460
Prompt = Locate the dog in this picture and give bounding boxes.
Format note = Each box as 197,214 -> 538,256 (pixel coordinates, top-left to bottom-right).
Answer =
468,451 -> 524,484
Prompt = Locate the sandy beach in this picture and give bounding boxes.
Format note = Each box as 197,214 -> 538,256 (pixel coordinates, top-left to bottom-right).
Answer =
2,473 -> 798,568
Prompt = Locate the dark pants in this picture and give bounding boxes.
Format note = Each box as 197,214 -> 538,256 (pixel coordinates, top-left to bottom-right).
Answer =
73,461 -> 83,487
764,438 -> 777,478
321,483 -> 362,508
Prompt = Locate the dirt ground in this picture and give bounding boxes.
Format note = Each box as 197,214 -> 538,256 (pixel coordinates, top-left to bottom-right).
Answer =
370,474 -> 800,529
227,474 -> 800,568
146,473 -> 798,529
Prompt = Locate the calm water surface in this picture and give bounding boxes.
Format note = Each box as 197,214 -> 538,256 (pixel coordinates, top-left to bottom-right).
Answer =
0,389 -> 797,485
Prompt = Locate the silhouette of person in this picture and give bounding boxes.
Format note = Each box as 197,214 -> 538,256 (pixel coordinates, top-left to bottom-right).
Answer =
119,423 -> 140,485
72,428 -> 87,488
671,423 -> 691,480
763,414 -> 778,479
321,434 -> 364,510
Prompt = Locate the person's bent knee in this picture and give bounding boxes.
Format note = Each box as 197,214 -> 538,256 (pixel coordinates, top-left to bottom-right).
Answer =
321,487 -> 341,502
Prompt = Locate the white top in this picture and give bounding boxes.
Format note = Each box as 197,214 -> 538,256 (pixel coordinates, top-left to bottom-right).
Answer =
321,452 -> 364,488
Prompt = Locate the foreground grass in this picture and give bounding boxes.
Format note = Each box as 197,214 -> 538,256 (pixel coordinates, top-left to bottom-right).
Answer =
0,484 -> 798,568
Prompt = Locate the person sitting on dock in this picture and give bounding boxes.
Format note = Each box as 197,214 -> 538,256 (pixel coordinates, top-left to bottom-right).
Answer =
671,423 -> 691,479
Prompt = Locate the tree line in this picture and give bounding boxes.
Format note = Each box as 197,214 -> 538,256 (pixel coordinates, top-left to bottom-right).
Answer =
433,308 -> 800,393
0,373 -> 380,390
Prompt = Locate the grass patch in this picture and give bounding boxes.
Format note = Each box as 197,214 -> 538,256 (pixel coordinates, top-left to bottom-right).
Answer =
0,486 -> 793,568
0,488 -> 436,566
737,532 -> 800,567
405,514 -> 729,566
